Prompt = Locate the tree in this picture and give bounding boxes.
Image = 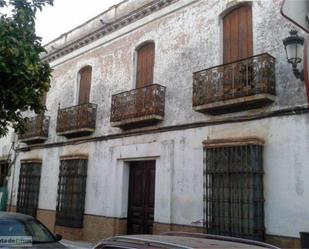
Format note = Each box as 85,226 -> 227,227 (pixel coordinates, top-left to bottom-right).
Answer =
0,0 -> 53,137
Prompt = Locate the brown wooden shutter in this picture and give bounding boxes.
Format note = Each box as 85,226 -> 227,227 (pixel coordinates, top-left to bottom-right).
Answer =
78,66 -> 92,104
136,43 -> 155,88
223,5 -> 253,64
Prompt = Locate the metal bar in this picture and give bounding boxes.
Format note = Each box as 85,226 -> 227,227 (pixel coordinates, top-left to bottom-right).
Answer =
16,162 -> 42,217
56,103 -> 97,133
110,84 -> 166,123
204,144 -> 264,241
192,54 -> 276,107
19,115 -> 50,140
56,159 -> 88,228
193,53 -> 276,75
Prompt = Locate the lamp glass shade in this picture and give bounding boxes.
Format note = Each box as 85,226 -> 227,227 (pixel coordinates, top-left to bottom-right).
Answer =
283,30 -> 304,65
285,42 -> 303,64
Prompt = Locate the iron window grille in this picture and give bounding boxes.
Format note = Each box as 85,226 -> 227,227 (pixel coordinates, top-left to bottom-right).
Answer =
16,160 -> 42,217
203,139 -> 264,241
56,156 -> 88,228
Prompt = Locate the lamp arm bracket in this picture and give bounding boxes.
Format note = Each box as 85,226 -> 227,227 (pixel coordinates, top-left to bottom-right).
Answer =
292,67 -> 304,81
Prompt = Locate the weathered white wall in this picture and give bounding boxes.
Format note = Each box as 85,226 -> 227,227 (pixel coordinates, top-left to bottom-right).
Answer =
1,0 -> 309,240
0,128 -> 14,158
7,114 -> 309,237
40,0 -> 307,146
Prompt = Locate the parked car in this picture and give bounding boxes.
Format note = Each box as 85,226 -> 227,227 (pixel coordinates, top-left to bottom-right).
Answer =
0,212 -> 66,248
93,232 -> 280,249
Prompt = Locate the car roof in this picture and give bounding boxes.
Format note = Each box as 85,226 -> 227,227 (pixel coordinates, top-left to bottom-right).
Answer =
0,212 -> 35,222
106,235 -> 272,249
162,232 -> 279,249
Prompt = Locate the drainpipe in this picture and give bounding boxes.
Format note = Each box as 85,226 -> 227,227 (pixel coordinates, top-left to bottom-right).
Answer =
7,138 -> 19,212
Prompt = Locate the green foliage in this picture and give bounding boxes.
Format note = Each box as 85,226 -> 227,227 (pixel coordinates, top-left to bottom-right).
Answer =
0,0 -> 53,137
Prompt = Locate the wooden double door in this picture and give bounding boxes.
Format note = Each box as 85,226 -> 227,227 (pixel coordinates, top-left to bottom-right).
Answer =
127,161 -> 156,235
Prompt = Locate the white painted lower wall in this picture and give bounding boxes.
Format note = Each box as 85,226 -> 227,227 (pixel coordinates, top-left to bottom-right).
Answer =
5,113 -> 309,238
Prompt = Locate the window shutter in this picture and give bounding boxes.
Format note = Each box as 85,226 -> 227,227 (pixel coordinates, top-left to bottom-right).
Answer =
78,66 -> 92,104
223,6 -> 253,64
136,43 -> 155,88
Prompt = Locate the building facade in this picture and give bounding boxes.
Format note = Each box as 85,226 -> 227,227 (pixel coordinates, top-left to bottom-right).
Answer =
0,0 -> 309,247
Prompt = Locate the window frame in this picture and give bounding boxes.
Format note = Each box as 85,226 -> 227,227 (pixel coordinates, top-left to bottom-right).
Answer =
55,155 -> 88,228
16,159 -> 42,217
203,138 -> 265,241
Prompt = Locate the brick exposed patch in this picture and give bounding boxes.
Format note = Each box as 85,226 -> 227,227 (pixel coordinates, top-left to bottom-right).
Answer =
153,222 -> 204,234
37,209 -> 56,233
36,209 -> 126,242
55,225 -> 83,241
6,205 -> 16,212
83,214 -> 127,242
265,234 -> 300,249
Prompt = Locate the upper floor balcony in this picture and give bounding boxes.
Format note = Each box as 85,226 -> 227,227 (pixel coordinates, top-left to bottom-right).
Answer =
110,84 -> 166,129
56,103 -> 97,138
193,53 -> 276,114
19,115 -> 49,144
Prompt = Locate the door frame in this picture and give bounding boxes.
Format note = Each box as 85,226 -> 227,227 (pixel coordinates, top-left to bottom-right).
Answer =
127,160 -> 156,234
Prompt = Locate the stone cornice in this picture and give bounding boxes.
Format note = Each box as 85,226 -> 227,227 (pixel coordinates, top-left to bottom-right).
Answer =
42,0 -> 178,64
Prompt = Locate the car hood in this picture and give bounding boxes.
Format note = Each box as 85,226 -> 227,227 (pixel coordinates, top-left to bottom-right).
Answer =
1,242 -> 67,248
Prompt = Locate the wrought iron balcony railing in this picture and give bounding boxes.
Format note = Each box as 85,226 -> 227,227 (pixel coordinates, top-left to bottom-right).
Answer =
111,84 -> 166,128
56,103 -> 97,137
19,115 -> 49,144
193,53 -> 276,114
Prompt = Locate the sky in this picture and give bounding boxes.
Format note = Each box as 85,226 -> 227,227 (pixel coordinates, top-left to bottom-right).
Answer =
35,0 -> 123,45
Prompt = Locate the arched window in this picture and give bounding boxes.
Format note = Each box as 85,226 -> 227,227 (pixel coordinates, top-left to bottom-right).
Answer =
136,42 -> 155,88
78,66 -> 92,104
223,5 -> 253,63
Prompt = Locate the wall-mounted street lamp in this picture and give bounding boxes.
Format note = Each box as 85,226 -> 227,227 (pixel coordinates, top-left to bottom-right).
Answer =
283,30 -> 305,81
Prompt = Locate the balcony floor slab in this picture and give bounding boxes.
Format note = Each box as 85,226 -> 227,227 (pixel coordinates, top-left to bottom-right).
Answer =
111,114 -> 164,129
193,93 -> 276,115
57,128 -> 95,138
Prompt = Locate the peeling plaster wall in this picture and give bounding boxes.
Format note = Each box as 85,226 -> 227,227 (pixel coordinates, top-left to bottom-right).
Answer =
7,114 -> 309,237
1,0 -> 309,240
0,128 -> 14,158
41,0 -> 307,145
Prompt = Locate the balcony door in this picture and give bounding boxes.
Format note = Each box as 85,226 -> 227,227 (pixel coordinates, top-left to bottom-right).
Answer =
78,66 -> 92,105
223,5 -> 253,64
136,43 -> 155,88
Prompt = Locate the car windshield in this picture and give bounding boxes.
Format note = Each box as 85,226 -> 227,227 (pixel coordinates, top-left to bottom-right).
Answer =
0,218 -> 56,243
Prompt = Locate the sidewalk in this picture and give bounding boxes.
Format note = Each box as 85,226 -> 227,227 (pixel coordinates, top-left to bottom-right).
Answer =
61,239 -> 95,248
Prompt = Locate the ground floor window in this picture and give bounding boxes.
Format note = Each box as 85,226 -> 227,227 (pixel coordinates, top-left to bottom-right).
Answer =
16,160 -> 42,217
0,161 -> 8,187
203,138 -> 264,241
0,161 -> 9,211
56,156 -> 88,228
